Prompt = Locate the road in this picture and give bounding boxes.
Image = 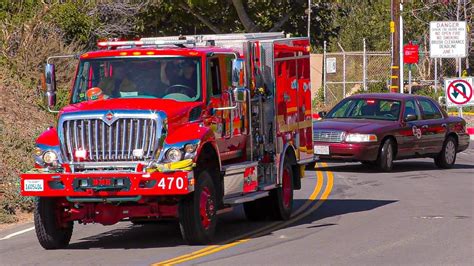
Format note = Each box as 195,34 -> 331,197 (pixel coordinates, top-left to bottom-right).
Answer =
1,147 -> 473,265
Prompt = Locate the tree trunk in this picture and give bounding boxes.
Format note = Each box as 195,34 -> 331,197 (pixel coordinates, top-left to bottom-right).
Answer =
231,0 -> 259,32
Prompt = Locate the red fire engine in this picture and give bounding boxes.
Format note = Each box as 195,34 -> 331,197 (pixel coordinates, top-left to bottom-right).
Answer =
21,32 -> 315,249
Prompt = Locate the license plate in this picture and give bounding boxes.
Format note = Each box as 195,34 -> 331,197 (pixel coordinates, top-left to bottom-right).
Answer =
314,145 -> 330,155
75,177 -> 130,191
24,180 -> 44,191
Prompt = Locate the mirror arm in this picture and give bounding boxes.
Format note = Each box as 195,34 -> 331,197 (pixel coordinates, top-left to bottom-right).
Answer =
47,54 -> 79,64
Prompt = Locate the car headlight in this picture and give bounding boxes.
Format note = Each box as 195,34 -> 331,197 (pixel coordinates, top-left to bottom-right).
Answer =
42,150 -> 58,164
166,148 -> 183,162
345,133 -> 378,143
184,143 -> 197,154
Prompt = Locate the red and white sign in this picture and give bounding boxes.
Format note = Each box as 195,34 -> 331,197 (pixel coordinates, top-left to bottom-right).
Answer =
403,43 -> 419,64
444,77 -> 474,107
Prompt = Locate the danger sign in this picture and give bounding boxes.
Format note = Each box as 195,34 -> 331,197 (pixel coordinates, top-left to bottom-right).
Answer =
444,77 -> 474,107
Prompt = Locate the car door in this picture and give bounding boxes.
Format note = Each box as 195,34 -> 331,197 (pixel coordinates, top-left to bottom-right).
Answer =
416,97 -> 447,154
398,99 -> 424,157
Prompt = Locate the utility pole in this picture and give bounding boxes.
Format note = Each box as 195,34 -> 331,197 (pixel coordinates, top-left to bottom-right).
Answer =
307,0 -> 311,38
390,0 -> 400,93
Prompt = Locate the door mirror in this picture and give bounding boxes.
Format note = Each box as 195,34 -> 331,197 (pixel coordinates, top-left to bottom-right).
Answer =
231,58 -> 246,87
318,111 -> 327,118
233,87 -> 247,103
404,113 -> 417,122
45,63 -> 57,107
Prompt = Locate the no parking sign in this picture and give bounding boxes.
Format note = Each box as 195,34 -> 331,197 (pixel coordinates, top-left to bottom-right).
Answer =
444,77 -> 474,107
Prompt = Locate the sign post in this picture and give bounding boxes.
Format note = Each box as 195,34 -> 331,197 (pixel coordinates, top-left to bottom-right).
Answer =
444,77 -> 474,117
430,21 -> 468,116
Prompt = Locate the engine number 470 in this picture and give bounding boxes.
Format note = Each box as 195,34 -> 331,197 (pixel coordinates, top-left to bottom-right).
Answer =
157,176 -> 186,190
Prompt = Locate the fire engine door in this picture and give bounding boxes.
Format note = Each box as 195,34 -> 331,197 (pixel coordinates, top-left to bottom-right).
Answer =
206,54 -> 248,161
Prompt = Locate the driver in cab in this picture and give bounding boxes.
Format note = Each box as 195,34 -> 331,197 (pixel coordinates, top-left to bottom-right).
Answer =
98,61 -> 137,98
163,60 -> 196,98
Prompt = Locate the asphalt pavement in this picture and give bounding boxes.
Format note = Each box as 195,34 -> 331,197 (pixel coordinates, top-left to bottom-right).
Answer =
0,146 -> 473,265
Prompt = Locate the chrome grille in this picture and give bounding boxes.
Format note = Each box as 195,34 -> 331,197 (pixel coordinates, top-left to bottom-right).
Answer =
60,116 -> 160,162
313,130 -> 345,143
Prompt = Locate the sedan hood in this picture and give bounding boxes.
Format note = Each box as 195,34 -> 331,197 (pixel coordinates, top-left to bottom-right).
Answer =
314,118 -> 395,133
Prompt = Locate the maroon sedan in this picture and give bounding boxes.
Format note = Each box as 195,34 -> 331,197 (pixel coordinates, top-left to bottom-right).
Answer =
313,93 -> 470,171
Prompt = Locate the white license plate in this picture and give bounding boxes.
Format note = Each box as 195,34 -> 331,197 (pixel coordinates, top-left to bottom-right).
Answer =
314,145 -> 330,155
24,180 -> 44,191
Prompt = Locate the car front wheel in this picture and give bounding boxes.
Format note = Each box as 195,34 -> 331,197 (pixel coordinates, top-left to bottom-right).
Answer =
434,136 -> 457,169
377,139 -> 394,172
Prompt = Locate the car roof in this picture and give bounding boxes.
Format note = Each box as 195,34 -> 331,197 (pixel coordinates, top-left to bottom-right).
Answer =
347,93 -> 430,101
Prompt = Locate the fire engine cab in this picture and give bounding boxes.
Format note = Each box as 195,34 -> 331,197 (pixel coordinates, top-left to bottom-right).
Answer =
21,32 -> 315,249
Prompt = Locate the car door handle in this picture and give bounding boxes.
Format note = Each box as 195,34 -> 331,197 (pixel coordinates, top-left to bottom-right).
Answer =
421,125 -> 429,129
441,123 -> 447,128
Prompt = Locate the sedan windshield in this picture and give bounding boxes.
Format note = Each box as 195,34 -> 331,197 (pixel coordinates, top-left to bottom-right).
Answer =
326,98 -> 401,121
72,57 -> 201,103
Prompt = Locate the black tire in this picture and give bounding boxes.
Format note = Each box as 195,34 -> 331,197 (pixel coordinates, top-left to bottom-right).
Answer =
434,136 -> 457,169
179,171 -> 217,244
377,139 -> 395,172
34,197 -> 73,250
268,160 -> 294,220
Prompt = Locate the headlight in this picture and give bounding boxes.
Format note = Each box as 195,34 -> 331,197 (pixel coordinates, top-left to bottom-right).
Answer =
345,133 -> 378,143
166,148 -> 183,162
42,150 -> 58,164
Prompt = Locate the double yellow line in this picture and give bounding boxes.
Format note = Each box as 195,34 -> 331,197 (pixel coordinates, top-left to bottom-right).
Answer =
153,162 -> 334,266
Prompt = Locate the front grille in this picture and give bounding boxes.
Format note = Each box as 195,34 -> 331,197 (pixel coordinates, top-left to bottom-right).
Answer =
60,116 -> 161,162
313,130 -> 345,143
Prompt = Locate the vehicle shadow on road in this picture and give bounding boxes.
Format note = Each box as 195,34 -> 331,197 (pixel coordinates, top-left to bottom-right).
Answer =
311,161 -> 474,173
66,199 -> 396,250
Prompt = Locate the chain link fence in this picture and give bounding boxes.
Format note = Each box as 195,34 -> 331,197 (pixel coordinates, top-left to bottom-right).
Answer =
322,39 -> 469,106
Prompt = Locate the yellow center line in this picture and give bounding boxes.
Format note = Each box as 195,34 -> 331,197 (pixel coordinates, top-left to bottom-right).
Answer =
153,163 -> 331,266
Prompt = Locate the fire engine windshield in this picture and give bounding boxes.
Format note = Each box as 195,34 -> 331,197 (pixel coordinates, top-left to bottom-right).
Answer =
71,57 -> 201,103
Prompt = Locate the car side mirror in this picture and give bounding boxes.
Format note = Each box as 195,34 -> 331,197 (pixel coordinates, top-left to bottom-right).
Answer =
231,58 -> 246,87
233,87 -> 247,103
45,63 -> 57,107
404,113 -> 417,122
318,111 -> 327,118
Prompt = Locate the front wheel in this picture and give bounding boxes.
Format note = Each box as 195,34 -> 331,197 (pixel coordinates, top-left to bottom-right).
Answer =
377,139 -> 395,172
268,161 -> 294,220
34,197 -> 73,250
179,171 -> 217,244
434,136 -> 457,169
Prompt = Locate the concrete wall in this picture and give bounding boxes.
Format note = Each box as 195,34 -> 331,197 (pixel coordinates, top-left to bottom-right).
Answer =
310,54 -> 323,100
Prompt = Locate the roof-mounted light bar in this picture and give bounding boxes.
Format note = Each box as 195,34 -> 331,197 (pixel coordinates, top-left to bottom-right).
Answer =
97,39 -> 195,49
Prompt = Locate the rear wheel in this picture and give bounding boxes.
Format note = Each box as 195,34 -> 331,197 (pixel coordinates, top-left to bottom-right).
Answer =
179,171 -> 217,244
377,139 -> 394,172
434,136 -> 457,169
34,197 -> 73,250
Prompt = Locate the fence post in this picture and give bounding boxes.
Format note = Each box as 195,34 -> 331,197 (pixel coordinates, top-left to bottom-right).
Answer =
363,38 -> 367,91
323,41 -> 327,104
434,58 -> 438,93
337,42 -> 346,98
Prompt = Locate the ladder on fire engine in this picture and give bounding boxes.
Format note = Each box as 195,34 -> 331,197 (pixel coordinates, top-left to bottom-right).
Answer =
140,32 -> 285,44
98,32 -> 286,49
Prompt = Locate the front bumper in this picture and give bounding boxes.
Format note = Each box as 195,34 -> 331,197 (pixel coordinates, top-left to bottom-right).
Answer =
314,142 -> 380,161
21,170 -> 194,197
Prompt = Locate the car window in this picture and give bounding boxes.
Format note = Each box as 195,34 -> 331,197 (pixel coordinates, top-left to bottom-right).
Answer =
403,100 -> 421,120
418,99 -> 442,120
326,98 -> 401,121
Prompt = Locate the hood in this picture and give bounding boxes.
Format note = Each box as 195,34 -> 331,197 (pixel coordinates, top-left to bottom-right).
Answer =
61,98 -> 202,124
314,118 -> 395,133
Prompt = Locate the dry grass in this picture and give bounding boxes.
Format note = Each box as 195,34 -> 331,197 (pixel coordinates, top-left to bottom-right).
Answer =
0,11 -> 83,223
